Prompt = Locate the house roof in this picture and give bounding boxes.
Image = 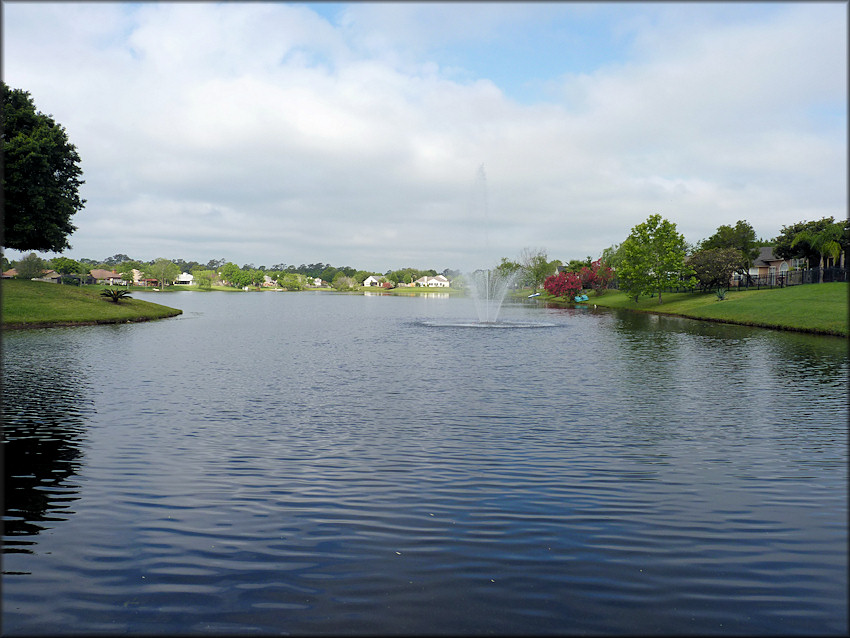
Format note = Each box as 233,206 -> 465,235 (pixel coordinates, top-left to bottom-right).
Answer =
753,246 -> 791,267
90,268 -> 121,279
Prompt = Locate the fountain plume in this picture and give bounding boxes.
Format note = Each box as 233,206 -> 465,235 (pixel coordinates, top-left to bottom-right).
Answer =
464,164 -> 521,323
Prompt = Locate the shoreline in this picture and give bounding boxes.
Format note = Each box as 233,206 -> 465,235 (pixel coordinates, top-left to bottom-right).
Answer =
3,312 -> 182,331
531,283 -> 848,338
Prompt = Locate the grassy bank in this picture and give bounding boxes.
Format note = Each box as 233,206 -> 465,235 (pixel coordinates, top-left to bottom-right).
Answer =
2,280 -> 183,329
542,283 -> 848,337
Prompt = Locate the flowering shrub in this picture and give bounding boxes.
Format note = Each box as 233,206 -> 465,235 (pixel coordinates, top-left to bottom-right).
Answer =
579,260 -> 614,295
544,271 -> 583,300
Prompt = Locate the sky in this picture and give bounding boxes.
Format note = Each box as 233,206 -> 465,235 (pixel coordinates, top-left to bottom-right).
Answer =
2,1 -> 846,273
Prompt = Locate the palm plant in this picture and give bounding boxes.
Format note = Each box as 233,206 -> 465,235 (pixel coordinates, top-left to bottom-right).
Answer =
100,288 -> 132,303
791,222 -> 843,283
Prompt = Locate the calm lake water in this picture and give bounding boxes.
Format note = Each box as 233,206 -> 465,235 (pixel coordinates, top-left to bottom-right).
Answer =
2,291 -> 847,635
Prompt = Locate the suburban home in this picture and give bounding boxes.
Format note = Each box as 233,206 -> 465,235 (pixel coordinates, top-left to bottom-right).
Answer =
90,268 -> 124,285
363,275 -> 384,287
6,268 -> 65,283
174,272 -> 194,285
737,247 -> 797,285
32,269 -> 62,283
413,274 -> 451,288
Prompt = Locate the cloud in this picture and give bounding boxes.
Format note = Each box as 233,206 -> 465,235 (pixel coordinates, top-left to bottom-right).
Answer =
2,2 -> 845,271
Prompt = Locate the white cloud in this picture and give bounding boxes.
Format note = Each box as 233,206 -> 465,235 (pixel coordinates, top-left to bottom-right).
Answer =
2,2 -> 845,271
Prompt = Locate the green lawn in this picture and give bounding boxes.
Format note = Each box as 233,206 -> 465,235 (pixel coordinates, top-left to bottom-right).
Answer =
546,283 -> 848,336
2,279 -> 183,329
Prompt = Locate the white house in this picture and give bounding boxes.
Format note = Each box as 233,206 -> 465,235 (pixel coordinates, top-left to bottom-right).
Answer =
174,272 -> 194,285
363,275 -> 383,287
413,274 -> 450,288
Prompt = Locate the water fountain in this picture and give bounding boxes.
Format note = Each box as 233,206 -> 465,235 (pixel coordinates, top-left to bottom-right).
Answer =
466,267 -> 521,324
422,165 -> 553,329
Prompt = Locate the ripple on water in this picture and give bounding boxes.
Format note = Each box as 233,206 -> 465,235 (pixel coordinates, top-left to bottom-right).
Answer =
2,294 -> 847,635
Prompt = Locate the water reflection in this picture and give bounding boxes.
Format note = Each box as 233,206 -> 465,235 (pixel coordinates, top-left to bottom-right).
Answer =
2,332 -> 94,557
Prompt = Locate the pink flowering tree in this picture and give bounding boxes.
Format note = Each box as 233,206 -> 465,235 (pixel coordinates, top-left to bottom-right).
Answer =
544,271 -> 583,300
579,260 -> 614,295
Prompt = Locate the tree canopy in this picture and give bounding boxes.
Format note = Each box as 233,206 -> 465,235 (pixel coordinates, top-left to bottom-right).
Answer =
773,217 -> 847,266
689,247 -> 742,290
617,214 -> 695,304
2,83 -> 85,252
698,220 -> 760,276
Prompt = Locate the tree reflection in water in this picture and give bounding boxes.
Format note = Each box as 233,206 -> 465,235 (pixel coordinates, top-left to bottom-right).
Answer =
2,335 -> 94,556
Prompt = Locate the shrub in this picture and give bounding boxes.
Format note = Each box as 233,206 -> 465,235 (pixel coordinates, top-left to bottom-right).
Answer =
100,288 -> 132,303
544,271 -> 583,300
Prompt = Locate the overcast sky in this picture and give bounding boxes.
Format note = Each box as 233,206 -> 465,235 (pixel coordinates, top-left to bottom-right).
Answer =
3,1 -> 846,272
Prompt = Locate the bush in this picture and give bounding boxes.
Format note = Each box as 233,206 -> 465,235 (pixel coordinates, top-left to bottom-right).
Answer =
100,288 -> 132,303
544,271 -> 583,300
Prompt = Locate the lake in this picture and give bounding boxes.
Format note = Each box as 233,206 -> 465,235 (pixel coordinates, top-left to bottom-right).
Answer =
2,291 -> 847,635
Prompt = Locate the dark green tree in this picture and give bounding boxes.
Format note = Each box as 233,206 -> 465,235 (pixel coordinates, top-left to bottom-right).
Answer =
688,247 -> 743,290
698,220 -> 759,276
2,83 -> 85,252
773,217 -> 845,267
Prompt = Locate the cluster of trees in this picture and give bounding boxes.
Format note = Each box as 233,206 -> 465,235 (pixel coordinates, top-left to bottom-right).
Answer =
2,250 -> 460,292
543,214 -> 848,305
5,85 -> 847,303
544,260 -> 614,300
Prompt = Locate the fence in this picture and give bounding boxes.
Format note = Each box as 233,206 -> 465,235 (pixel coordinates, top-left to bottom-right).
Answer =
610,267 -> 847,294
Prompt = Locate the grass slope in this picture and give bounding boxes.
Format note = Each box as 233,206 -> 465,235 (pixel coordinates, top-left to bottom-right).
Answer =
2,280 -> 183,329
560,283 -> 848,336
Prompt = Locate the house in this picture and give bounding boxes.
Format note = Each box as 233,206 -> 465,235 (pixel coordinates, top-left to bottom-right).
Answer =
363,275 -> 383,287
174,272 -> 194,285
4,268 -> 62,282
90,268 -> 124,285
32,269 -> 62,283
413,275 -> 451,288
741,247 -> 797,284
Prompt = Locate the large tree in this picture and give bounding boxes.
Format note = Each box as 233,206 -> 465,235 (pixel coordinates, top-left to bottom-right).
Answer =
688,247 -> 743,290
618,214 -> 696,304
2,83 -> 85,252
145,258 -> 180,288
698,220 -> 760,277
